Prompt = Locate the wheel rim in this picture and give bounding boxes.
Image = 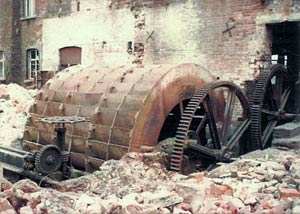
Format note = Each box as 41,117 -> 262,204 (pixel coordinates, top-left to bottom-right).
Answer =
251,64 -> 291,150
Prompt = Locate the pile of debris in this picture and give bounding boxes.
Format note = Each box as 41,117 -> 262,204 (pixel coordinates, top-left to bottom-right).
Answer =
0,84 -> 37,147
0,84 -> 300,213
1,148 -> 300,214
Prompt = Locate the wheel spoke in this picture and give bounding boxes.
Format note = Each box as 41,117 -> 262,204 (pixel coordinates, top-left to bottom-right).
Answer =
261,108 -> 278,117
221,89 -> 236,145
196,114 -> 207,134
228,119 -> 251,150
266,83 -> 278,110
280,87 -> 291,109
262,120 -> 278,148
274,75 -> 283,107
203,95 -> 221,149
187,142 -> 219,159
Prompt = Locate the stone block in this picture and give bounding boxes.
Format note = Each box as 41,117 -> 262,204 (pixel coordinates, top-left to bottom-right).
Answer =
273,122 -> 300,138
227,198 -> 245,209
272,137 -> 300,150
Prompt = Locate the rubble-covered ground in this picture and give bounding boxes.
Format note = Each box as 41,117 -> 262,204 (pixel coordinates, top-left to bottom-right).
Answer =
1,149 -> 300,214
0,84 -> 300,214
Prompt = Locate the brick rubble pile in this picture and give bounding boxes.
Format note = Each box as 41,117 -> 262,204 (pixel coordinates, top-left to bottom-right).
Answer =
0,84 -> 300,213
0,84 -> 37,147
0,148 -> 300,214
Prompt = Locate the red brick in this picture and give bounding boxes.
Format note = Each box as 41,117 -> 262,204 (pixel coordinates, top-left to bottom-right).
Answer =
123,205 -> 143,214
208,183 -> 233,197
193,172 -> 205,183
279,188 -> 300,200
176,202 -> 192,212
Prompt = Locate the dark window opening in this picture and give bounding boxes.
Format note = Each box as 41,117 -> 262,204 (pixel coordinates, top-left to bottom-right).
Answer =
59,46 -> 82,71
267,21 -> 300,113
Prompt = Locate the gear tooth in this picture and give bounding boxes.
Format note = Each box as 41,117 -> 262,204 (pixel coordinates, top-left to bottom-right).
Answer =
170,87 -> 209,173
250,70 -> 272,150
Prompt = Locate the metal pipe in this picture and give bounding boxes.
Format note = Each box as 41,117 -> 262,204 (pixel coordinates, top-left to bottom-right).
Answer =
0,145 -> 30,155
55,127 -> 66,151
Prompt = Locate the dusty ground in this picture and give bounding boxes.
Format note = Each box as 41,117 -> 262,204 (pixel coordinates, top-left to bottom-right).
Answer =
0,84 -> 300,214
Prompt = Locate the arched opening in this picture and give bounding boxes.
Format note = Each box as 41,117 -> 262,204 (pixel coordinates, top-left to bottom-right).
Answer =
158,99 -> 190,142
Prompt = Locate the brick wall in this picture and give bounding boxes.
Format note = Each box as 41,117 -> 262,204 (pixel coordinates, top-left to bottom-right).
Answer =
2,0 -> 300,86
10,0 -> 22,84
0,1 -> 13,82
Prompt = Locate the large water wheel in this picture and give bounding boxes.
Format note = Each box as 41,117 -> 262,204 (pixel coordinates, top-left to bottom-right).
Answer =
24,64 -> 215,172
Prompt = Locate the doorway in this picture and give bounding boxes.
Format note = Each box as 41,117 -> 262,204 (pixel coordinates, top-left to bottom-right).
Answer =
268,21 -> 300,113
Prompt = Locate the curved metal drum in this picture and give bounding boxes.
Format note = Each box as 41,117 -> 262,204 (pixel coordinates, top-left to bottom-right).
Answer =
24,63 -> 215,172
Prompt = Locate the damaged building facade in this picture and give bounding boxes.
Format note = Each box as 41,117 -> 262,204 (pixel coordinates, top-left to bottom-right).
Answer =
0,0 -> 300,90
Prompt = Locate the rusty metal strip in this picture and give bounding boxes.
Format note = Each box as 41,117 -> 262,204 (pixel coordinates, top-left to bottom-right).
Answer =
87,73 -> 106,92
106,73 -> 145,160
38,80 -> 66,146
128,65 -> 176,150
67,106 -> 81,153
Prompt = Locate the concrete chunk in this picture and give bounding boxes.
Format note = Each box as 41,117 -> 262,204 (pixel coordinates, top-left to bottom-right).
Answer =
273,122 -> 300,138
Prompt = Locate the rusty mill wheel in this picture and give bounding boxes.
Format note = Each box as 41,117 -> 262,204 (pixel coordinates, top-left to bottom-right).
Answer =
251,64 -> 291,150
170,81 -> 251,174
24,64 -> 216,172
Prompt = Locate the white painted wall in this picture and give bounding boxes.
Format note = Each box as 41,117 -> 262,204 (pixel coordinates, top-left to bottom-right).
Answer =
42,8 -> 135,71
41,0 -> 271,85
42,1 -> 209,72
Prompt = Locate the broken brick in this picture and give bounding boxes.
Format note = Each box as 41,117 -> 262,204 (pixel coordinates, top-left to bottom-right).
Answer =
280,188 -> 300,200
193,172 -> 205,183
176,202 -> 192,212
0,198 -> 16,214
208,183 -> 233,197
